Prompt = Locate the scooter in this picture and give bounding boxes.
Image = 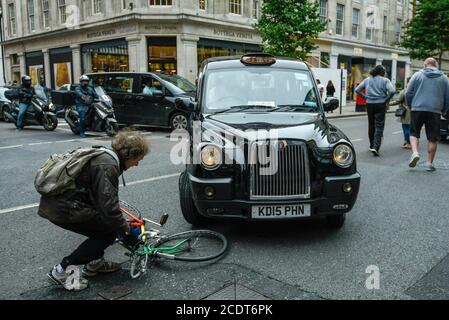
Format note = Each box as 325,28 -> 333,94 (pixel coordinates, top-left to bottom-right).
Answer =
4,86 -> 58,131
64,86 -> 119,137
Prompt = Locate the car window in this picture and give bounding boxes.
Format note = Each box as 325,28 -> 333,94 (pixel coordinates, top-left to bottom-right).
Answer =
104,75 -> 135,93
203,68 -> 319,113
90,75 -> 107,88
141,76 -> 163,95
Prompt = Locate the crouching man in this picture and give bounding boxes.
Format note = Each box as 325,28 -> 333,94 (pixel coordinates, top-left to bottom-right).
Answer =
38,130 -> 150,291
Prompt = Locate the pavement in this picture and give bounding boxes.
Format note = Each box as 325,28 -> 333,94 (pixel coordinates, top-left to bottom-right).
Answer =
327,101 -> 396,119
1,114 -> 449,301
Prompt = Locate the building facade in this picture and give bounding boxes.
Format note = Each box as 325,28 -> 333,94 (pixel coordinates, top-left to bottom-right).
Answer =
0,0 -> 418,99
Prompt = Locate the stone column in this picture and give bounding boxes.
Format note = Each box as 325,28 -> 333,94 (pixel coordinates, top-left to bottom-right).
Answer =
71,44 -> 82,80
19,53 -> 26,76
42,49 -> 51,87
126,35 -> 143,73
330,53 -> 339,69
178,34 -> 199,83
391,58 -> 398,87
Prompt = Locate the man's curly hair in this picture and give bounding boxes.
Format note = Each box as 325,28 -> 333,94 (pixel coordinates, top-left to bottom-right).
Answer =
111,129 -> 150,161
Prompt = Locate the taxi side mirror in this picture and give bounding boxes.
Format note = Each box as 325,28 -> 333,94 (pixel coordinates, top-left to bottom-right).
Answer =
175,97 -> 197,113
323,97 -> 339,112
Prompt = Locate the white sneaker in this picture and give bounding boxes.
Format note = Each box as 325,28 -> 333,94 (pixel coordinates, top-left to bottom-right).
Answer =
47,265 -> 89,291
409,153 -> 420,168
426,163 -> 436,172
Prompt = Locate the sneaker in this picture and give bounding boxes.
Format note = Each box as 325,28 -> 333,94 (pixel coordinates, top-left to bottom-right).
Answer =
409,153 -> 420,168
82,258 -> 122,277
403,144 -> 412,150
47,265 -> 89,291
426,163 -> 436,172
80,133 -> 87,138
369,148 -> 380,157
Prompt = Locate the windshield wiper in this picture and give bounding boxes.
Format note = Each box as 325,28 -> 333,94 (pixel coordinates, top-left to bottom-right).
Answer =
214,105 -> 276,114
270,105 -> 318,112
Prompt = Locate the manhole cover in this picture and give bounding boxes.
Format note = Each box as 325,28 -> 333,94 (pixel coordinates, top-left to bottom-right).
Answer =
98,286 -> 132,300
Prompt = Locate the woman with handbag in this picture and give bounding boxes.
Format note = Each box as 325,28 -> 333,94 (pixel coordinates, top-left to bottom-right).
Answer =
389,79 -> 412,149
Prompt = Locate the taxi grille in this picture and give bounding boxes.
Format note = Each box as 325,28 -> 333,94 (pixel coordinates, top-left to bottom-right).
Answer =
249,141 -> 311,199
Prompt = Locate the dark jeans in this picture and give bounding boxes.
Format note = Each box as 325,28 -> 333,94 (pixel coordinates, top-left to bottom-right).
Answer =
366,103 -> 387,150
402,124 -> 411,144
54,216 -> 117,269
76,106 -> 89,136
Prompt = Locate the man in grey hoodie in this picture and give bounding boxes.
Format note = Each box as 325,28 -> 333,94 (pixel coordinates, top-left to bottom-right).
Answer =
406,58 -> 449,171
356,65 -> 396,156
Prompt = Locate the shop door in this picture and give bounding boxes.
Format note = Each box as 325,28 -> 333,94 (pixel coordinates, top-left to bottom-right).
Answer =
103,74 -> 138,124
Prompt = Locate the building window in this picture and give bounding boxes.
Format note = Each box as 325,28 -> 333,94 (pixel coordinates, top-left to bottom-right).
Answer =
320,0 -> 328,25
149,0 -> 173,5
7,3 -> 16,36
229,0 -> 242,15
366,11 -> 374,41
382,16 -> 388,43
93,0 -> 103,14
58,0 -> 67,24
395,19 -> 402,43
336,4 -> 345,36
320,52 -> 330,68
41,0 -> 50,29
352,8 -> 359,39
199,0 -> 206,11
28,0 -> 36,32
82,0 -> 92,17
252,0 -> 259,19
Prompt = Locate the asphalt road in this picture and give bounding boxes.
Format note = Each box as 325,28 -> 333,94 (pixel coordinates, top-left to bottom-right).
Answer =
0,115 -> 449,300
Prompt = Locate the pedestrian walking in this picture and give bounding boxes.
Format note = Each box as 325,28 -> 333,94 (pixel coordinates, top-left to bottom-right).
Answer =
389,78 -> 412,149
355,65 -> 396,156
326,80 -> 336,98
406,58 -> 449,171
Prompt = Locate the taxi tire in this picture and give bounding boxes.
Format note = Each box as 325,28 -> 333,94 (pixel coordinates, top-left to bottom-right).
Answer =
179,171 -> 209,226
325,213 -> 346,229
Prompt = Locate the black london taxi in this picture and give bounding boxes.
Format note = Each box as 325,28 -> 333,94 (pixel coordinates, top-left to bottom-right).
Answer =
176,53 -> 361,228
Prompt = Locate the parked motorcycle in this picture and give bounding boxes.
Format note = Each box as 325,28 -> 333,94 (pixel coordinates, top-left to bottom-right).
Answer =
4,86 -> 58,131
63,86 -> 119,137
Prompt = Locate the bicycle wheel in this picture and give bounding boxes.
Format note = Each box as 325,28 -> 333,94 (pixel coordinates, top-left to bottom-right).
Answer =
130,252 -> 149,279
152,230 -> 228,262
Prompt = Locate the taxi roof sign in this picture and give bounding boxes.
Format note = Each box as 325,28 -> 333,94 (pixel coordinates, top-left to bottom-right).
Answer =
240,53 -> 276,66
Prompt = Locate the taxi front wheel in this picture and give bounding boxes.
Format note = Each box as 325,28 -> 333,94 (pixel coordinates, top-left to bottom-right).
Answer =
179,172 -> 209,226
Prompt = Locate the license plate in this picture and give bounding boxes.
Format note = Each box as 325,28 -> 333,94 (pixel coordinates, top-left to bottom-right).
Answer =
252,204 -> 311,219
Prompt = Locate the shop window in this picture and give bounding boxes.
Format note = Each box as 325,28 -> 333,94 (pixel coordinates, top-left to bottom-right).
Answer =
81,40 -> 129,74
148,37 -> 177,75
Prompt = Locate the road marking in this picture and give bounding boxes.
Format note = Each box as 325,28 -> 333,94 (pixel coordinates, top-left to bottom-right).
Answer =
351,139 -> 364,142
0,173 -> 181,214
392,131 -> 402,135
28,142 -> 53,146
0,203 -> 39,215
121,173 -> 180,187
0,145 -> 23,150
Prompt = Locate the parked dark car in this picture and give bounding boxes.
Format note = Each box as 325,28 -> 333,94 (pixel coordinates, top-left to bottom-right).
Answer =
177,54 -> 361,229
86,72 -> 196,129
0,87 -> 13,122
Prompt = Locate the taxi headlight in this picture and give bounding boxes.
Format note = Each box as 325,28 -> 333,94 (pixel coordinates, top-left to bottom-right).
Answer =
201,145 -> 222,169
333,144 -> 354,168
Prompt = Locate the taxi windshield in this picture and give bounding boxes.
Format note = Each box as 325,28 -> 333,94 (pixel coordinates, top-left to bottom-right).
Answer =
203,67 -> 320,114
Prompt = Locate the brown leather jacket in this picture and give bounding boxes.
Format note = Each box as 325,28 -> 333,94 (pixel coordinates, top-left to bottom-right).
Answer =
38,150 -> 128,234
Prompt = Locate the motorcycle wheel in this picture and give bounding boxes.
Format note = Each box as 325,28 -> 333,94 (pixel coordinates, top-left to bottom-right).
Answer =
2,106 -> 11,123
105,121 -> 119,137
43,114 -> 58,131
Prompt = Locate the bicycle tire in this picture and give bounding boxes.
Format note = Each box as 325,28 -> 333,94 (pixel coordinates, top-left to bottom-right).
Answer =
130,252 -> 148,279
153,230 -> 228,262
